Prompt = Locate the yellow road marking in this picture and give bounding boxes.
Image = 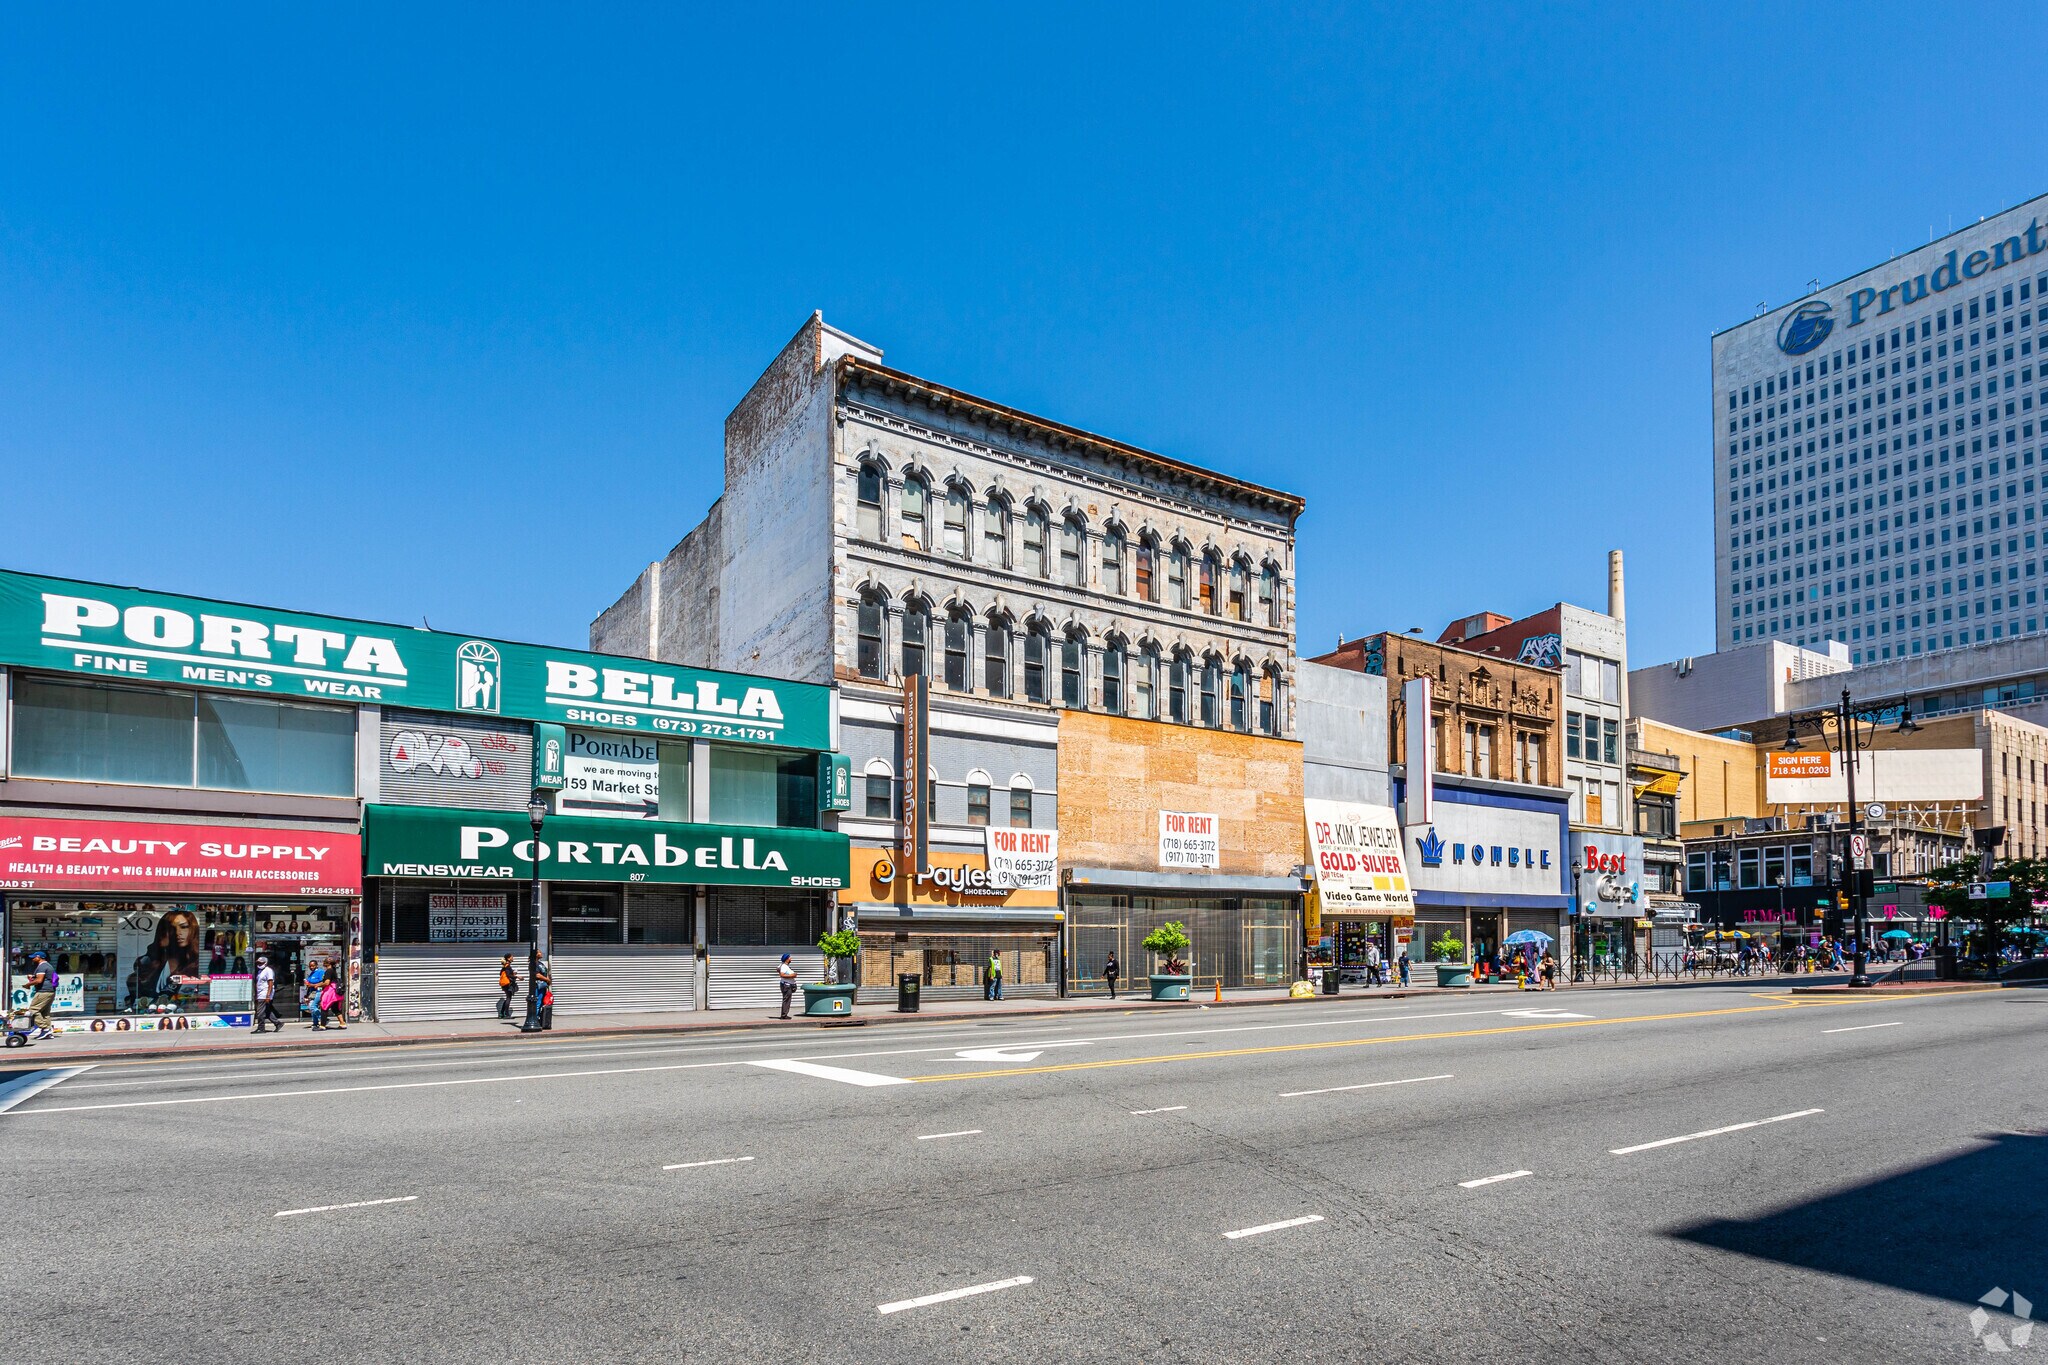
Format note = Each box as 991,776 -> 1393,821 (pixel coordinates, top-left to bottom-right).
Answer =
910,998 -> 1876,1084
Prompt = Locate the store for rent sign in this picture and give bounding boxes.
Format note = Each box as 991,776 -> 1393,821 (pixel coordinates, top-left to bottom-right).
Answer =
1304,800 -> 1414,913
985,828 -> 1058,891
428,893 -> 509,941
1159,811 -> 1220,870
0,816 -> 362,896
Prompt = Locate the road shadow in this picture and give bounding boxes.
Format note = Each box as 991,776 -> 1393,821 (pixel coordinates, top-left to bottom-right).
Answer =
1672,1130 -> 2047,1310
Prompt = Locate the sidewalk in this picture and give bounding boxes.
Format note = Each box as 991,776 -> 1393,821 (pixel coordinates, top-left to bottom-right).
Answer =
7,969 -> 1866,1065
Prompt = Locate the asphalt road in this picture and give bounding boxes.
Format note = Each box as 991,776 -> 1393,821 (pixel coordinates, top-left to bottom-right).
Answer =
3,983 -> 2042,1363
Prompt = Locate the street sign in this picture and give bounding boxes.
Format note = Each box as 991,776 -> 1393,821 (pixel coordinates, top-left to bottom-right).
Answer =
1968,882 -> 1988,900
1849,834 -> 1869,866
1987,880 -> 2013,899
1865,803 -> 1886,821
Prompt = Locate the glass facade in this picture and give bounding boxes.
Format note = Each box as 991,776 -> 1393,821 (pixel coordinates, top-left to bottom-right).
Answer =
708,746 -> 818,828
1065,893 -> 1297,991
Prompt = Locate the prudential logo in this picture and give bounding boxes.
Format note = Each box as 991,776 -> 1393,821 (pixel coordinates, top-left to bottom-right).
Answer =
1778,299 -> 1834,356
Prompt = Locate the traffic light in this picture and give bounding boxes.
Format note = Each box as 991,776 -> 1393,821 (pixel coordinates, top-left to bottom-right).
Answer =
1836,892 -> 1849,910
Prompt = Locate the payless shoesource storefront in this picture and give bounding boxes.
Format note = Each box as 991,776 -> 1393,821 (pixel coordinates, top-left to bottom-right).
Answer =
362,806 -> 848,1017
844,835 -> 1063,1003
1,815 -> 361,1032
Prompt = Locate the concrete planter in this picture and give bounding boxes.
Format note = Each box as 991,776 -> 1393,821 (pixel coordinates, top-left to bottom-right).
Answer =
802,984 -> 857,1017
1149,974 -> 1192,1001
1433,963 -> 1473,988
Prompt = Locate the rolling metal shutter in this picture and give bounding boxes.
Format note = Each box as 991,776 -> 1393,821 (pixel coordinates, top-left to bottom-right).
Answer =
708,947 -> 822,1010
549,948 -> 697,1016
379,710 -> 532,810
371,942 -> 516,1021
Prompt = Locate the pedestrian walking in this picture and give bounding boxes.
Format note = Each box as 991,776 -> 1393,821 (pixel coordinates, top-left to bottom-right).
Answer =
497,953 -> 519,1020
318,972 -> 343,1028
304,961 -> 329,1029
252,954 -> 282,1033
1103,950 -> 1120,1000
985,950 -> 1004,1001
776,952 -> 797,1019
22,950 -> 58,1040
1540,950 -> 1557,991
1365,940 -> 1384,987
1397,950 -> 1411,987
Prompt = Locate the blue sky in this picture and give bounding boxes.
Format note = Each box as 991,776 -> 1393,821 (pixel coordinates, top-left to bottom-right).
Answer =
4,3 -> 2046,670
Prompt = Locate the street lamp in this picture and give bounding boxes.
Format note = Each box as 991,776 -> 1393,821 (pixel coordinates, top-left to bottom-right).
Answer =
520,790 -> 549,1032
1780,690 -> 1918,988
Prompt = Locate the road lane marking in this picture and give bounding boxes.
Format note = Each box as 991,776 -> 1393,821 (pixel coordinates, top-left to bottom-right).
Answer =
909,1002 -> 1822,1084
749,1059 -> 911,1087
1822,1021 -> 1904,1034
1281,1073 -> 1453,1098
1130,1105 -> 1187,1115
1459,1170 -> 1533,1188
0,1066 -> 94,1115
878,1275 -> 1033,1314
1502,1009 -> 1591,1019
1223,1214 -> 1324,1240
916,1129 -> 983,1141
275,1195 -> 417,1218
664,1157 -> 755,1170
1609,1108 -> 1824,1156
952,1042 -> 1092,1063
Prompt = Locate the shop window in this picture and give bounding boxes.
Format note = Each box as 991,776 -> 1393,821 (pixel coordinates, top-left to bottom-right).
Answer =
967,778 -> 991,827
1790,843 -> 1814,884
1022,505 -> 1049,577
984,615 -> 1011,696
709,889 -> 827,946
901,600 -> 929,680
551,887 -> 624,945
1010,784 -> 1034,828
855,462 -> 884,539
856,593 -> 886,680
709,747 -> 818,828
942,484 -> 970,557
943,609 -> 972,692
1061,629 -> 1087,708
13,676 -> 355,797
656,741 -> 692,822
1738,847 -> 1761,889
626,887 -> 694,945
1023,624 -> 1049,703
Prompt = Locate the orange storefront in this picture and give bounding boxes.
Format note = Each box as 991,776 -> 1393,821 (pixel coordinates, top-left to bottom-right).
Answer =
845,847 -> 1064,1002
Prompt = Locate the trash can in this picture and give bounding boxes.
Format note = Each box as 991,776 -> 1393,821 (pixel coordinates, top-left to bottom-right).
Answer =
897,972 -> 921,1013
1933,946 -> 1956,981
1321,966 -> 1340,995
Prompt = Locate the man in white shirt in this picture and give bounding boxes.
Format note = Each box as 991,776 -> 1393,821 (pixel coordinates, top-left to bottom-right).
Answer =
777,953 -> 798,1019
252,955 -> 281,1034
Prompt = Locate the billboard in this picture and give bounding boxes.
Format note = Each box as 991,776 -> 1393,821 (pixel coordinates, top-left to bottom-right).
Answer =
1304,800 -> 1414,915
1765,748 -> 1983,805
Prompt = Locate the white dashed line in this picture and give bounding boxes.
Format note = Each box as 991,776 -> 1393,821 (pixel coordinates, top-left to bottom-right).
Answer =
275,1195 -> 417,1218
664,1156 -> 755,1170
1822,1021 -> 1903,1034
1280,1073 -> 1453,1098
0,1066 -> 94,1115
749,1058 -> 912,1087
1459,1170 -> 1533,1188
1222,1214 -> 1324,1240
1610,1108 -> 1824,1156
878,1275 -> 1034,1314
915,1129 -> 983,1141
1130,1105 -> 1188,1115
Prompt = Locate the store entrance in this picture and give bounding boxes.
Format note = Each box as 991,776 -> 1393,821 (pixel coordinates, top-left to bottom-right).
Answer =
1470,911 -> 1502,973
251,908 -> 345,1023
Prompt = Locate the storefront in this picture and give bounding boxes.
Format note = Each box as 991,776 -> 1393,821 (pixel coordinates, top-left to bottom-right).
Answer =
1064,872 -> 1303,992
1,815 -> 362,1032
1402,782 -> 1570,972
361,805 -> 847,1018
1303,798 -> 1414,982
1569,832 -> 1648,969
844,844 -> 1063,1001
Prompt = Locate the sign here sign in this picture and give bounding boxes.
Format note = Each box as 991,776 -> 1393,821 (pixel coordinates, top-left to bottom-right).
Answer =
1159,811 -> 1220,870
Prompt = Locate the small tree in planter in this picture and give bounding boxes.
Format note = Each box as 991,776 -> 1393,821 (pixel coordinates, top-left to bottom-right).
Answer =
1428,932 -> 1472,988
1141,921 -> 1193,1000
802,929 -> 863,1016
1428,933 -> 1465,963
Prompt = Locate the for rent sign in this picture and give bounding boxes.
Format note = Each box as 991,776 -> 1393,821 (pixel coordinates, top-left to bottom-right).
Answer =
1158,811 -> 1220,870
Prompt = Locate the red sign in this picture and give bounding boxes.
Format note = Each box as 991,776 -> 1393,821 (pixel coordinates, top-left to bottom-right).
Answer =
0,816 -> 360,896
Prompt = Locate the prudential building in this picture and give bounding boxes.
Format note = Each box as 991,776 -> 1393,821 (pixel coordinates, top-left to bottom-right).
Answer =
1714,191 -> 2048,665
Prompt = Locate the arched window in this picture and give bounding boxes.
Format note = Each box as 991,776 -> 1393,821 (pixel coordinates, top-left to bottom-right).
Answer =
966,769 -> 992,827
900,474 -> 929,550
1135,534 -> 1158,602
983,494 -> 1010,568
942,483 -> 970,558
1199,549 -> 1221,614
1101,635 -> 1125,715
901,597 -> 930,679
1102,526 -> 1126,596
1061,626 -> 1088,708
1059,514 -> 1086,587
1023,620 -> 1051,703
1200,654 -> 1223,727
862,758 -> 894,819
856,461 -> 884,540
1133,641 -> 1160,719
1167,541 -> 1190,609
1229,556 -> 1252,621
1259,561 -> 1281,626
1260,663 -> 1285,736
943,605 -> 973,691
856,590 -> 886,680
1230,658 -> 1252,731
1168,649 -> 1192,723
1022,504 -> 1049,578
984,612 -> 1012,697
1009,773 -> 1035,828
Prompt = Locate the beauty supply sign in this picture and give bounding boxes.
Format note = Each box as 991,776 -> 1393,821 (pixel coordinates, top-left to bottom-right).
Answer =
0,816 -> 362,896
1304,800 -> 1414,914
0,569 -> 830,751
1158,811 -> 1220,870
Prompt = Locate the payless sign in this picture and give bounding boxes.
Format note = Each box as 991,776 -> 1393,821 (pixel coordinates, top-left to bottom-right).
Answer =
0,570 -> 830,752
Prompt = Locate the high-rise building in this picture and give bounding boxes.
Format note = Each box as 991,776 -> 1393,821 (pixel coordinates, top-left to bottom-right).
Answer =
1713,191 -> 2048,664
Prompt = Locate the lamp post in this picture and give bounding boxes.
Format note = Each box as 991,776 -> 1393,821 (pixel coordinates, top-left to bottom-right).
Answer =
1569,860 -> 1585,983
1781,689 -> 1918,989
519,790 -> 548,1032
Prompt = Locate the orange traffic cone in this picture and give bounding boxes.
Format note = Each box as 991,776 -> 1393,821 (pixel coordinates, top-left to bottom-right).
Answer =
1213,979 -> 1223,1003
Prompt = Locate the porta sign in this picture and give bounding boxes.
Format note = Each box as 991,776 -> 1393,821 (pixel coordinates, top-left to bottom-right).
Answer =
0,570 -> 831,751
0,816 -> 361,896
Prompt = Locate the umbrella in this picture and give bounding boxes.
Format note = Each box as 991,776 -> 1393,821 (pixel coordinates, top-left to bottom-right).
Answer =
1503,929 -> 1553,945
1701,929 -> 1751,940
1880,929 -> 1913,939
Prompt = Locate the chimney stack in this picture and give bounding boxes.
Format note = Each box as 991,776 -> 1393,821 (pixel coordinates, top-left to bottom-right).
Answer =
1607,549 -> 1626,624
